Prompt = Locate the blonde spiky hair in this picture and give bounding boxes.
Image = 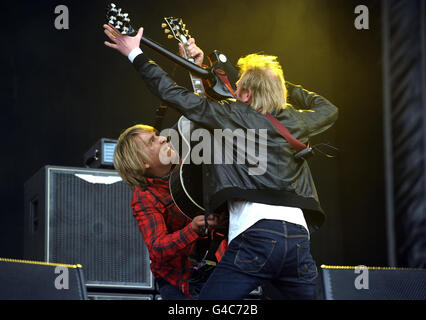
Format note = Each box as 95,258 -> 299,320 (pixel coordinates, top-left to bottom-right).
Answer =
237,54 -> 287,114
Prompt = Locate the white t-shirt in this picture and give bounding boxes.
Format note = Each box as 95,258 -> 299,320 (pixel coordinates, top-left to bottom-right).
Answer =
227,200 -> 309,244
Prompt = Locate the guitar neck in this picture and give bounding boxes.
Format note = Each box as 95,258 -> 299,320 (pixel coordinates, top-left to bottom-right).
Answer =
188,72 -> 206,97
181,47 -> 206,97
140,36 -> 212,81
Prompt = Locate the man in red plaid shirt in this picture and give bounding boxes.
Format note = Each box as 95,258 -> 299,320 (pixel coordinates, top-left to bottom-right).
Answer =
114,124 -> 222,299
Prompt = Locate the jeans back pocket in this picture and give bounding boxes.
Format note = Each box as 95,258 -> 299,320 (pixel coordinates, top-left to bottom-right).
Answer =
234,233 -> 277,273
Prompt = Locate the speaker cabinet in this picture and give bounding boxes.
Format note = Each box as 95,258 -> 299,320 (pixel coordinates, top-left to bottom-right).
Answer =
0,258 -> 87,300
318,265 -> 426,300
23,165 -> 153,291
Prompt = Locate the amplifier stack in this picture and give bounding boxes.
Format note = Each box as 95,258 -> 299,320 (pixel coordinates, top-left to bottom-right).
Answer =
20,165 -> 156,299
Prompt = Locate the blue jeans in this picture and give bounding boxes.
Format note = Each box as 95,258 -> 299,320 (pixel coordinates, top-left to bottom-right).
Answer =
156,278 -> 192,300
156,276 -> 206,300
198,219 -> 318,300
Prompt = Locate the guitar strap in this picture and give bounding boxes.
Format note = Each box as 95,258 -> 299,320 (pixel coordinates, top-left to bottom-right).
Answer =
213,73 -> 307,153
265,112 -> 308,153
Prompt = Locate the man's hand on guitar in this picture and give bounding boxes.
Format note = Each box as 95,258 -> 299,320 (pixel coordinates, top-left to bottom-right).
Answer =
179,38 -> 204,66
103,24 -> 143,57
191,214 -> 218,236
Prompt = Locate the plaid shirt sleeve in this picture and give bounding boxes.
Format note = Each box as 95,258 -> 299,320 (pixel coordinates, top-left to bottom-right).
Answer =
131,188 -> 199,264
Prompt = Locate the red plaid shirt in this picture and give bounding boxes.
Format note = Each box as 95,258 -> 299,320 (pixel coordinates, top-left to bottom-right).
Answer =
131,177 -> 199,297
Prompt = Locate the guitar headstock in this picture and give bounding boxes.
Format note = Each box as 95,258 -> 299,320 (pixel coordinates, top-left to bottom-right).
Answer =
162,17 -> 191,45
106,3 -> 134,35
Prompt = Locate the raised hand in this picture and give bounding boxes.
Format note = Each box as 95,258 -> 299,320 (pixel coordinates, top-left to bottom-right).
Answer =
103,24 -> 144,57
179,38 -> 204,66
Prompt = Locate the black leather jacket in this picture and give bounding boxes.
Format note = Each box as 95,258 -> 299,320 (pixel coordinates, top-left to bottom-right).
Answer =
133,54 -> 338,231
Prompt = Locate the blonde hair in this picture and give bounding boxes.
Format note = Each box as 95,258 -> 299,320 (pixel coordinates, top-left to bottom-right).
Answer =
113,124 -> 155,190
237,54 -> 287,114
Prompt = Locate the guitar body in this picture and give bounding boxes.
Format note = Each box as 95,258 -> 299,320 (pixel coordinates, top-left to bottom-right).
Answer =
203,50 -> 239,100
169,116 -> 205,219
168,51 -> 239,219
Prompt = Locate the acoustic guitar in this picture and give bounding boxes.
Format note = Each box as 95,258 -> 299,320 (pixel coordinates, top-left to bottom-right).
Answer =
161,17 -> 206,219
106,4 -> 238,219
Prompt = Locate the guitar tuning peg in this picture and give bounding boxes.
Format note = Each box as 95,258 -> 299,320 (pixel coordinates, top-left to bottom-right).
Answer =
115,21 -> 123,30
164,29 -> 170,34
108,16 -> 117,25
109,5 -> 117,14
161,23 -> 167,28
167,35 -> 173,39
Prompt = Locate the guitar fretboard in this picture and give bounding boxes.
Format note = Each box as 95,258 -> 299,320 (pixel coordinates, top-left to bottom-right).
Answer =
185,53 -> 206,98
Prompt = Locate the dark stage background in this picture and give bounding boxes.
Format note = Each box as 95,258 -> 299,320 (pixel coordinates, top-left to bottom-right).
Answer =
0,0 -> 385,267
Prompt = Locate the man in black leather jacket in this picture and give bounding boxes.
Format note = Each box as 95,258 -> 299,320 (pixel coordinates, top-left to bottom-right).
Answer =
104,24 -> 338,300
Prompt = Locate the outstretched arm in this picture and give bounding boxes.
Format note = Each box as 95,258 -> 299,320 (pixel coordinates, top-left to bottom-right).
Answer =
103,24 -> 204,67
103,23 -> 234,131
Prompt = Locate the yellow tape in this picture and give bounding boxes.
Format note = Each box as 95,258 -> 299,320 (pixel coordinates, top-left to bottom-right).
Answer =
320,264 -> 425,271
0,257 -> 82,269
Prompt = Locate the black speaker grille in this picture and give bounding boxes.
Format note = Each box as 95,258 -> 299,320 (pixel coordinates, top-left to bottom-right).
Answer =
47,168 -> 152,289
0,259 -> 87,300
321,267 -> 426,300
